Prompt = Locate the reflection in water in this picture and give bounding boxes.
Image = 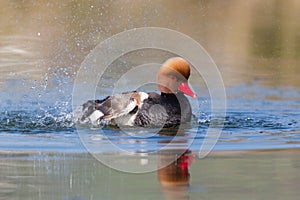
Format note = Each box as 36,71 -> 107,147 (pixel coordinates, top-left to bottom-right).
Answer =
1,149 -> 299,200
157,130 -> 195,200
157,149 -> 194,191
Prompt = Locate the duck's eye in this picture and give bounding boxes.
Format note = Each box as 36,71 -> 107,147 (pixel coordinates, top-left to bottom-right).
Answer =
170,75 -> 178,81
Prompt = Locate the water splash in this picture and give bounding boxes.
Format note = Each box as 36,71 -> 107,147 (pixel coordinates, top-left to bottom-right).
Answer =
0,107 -> 75,134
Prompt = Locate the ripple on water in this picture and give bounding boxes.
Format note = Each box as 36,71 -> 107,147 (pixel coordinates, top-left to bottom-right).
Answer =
0,81 -> 300,152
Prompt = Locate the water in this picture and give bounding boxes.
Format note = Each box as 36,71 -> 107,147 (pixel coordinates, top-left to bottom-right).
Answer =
1,150 -> 299,200
1,0 -> 300,199
1,82 -> 299,153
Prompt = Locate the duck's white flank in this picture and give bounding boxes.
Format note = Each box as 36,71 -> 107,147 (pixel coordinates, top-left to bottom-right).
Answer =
88,110 -> 104,124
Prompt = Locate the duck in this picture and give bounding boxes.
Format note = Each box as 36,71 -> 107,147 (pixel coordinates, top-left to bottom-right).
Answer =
75,57 -> 196,128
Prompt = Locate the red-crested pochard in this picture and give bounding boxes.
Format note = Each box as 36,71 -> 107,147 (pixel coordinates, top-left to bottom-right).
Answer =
76,57 -> 196,128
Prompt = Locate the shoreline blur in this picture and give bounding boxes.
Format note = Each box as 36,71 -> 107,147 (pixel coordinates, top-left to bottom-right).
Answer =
1,0 -> 300,88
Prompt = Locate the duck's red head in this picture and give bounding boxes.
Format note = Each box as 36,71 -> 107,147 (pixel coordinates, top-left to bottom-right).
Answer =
157,57 -> 196,98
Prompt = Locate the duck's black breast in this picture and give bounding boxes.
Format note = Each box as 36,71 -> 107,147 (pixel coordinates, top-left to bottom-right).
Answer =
134,92 -> 192,128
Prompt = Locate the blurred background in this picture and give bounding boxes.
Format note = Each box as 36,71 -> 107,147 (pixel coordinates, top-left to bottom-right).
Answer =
1,0 -> 300,91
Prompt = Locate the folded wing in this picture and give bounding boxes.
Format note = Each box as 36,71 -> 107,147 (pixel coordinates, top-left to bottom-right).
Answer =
74,92 -> 148,126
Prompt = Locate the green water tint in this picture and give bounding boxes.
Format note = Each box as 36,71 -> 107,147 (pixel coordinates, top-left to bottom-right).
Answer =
0,149 -> 299,200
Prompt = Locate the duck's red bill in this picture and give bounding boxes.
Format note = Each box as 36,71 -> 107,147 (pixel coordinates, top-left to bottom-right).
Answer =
178,82 -> 197,98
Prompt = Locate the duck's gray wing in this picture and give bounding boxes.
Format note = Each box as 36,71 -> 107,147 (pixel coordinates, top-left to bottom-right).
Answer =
75,92 -> 148,126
